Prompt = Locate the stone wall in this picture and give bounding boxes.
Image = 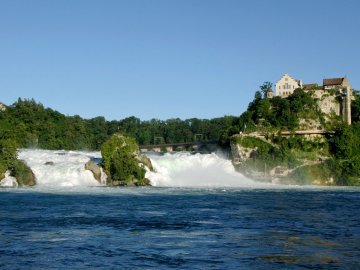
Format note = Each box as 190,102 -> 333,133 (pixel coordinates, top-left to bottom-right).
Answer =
313,90 -> 340,116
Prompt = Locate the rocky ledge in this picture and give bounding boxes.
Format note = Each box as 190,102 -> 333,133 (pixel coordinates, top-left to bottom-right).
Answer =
0,160 -> 36,187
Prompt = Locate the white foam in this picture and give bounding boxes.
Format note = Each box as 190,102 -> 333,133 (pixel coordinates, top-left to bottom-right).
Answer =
0,171 -> 18,187
14,149 -> 335,191
146,152 -> 273,188
18,149 -> 103,187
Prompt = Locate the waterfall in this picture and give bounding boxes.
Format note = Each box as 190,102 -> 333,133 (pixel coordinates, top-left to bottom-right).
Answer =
146,152 -> 269,188
0,171 -> 18,187
16,149 -> 272,189
18,149 -> 105,187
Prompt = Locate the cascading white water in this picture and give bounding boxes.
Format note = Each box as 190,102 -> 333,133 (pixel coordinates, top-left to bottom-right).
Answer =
0,171 -> 18,187
146,152 -> 270,188
18,149 -> 104,187
16,149 -> 273,189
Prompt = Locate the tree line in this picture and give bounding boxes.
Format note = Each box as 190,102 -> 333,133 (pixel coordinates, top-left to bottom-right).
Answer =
0,98 -> 239,151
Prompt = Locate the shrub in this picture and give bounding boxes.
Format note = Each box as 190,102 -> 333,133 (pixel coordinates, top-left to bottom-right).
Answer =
10,160 -> 36,186
0,139 -> 18,167
0,160 -> 7,180
101,134 -> 145,183
288,164 -> 333,185
110,150 -> 145,182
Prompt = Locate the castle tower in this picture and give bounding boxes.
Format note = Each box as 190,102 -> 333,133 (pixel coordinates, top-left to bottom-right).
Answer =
266,88 -> 274,99
323,77 -> 352,125
342,86 -> 352,125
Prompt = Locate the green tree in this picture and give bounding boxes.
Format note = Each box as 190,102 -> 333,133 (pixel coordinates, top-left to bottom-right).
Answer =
101,134 -> 145,183
328,123 -> 360,185
351,90 -> 360,123
0,139 -> 18,167
260,81 -> 273,98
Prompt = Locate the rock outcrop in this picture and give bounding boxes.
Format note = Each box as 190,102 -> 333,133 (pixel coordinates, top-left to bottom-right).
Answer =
111,177 -> 151,187
230,141 -> 256,164
230,134 -> 336,185
85,161 -> 102,183
44,161 -> 54,166
10,160 -> 36,186
136,155 -> 153,171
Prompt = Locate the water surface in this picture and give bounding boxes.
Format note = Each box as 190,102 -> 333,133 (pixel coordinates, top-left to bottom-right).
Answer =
0,187 -> 359,269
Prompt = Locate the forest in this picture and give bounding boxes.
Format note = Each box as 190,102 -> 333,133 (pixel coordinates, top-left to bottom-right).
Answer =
0,98 -> 239,151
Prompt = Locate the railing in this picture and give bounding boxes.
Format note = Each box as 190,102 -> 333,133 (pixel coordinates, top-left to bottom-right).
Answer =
139,140 -> 218,149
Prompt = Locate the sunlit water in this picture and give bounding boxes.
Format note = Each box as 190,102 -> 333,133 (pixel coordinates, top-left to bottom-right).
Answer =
17,149 -> 103,187
146,152 -> 273,188
0,150 -> 359,269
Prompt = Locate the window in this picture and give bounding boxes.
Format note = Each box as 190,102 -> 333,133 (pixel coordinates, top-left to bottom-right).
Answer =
285,78 -> 288,81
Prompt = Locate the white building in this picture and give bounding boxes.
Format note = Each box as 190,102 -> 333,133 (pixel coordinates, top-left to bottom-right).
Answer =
274,74 -> 353,125
275,74 -> 303,97
0,102 -> 6,112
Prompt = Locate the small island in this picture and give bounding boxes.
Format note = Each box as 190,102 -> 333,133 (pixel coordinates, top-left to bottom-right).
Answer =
99,133 -> 152,186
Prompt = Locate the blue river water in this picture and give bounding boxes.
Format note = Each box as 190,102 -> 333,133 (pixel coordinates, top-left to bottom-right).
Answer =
0,187 -> 359,269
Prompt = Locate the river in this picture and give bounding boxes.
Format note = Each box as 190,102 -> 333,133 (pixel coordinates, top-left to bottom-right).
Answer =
0,149 -> 359,269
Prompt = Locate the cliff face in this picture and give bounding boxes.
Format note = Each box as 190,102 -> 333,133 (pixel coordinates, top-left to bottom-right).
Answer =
230,142 -> 255,164
230,134 -> 335,185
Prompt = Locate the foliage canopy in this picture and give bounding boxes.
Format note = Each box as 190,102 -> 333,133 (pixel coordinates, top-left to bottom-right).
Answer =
101,134 -> 145,183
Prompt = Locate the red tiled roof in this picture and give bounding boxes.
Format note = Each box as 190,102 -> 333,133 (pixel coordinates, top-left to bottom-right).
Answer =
303,83 -> 318,90
323,78 -> 344,86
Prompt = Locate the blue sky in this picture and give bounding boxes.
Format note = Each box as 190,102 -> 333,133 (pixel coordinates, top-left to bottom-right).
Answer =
0,0 -> 359,120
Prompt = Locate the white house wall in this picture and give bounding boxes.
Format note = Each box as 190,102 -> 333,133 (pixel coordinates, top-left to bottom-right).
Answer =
275,74 -> 302,97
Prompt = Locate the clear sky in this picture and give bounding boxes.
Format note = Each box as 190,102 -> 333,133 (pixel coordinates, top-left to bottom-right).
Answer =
0,0 -> 359,120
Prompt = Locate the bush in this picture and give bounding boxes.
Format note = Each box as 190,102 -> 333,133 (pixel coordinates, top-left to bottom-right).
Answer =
0,160 -> 7,180
110,150 -> 145,182
0,138 -> 18,181
10,160 -> 36,186
101,134 -> 146,183
0,139 -> 18,167
288,164 -> 334,185
327,123 -> 360,185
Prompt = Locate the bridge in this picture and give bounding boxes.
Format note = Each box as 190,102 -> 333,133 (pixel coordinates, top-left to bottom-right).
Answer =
139,141 -> 218,153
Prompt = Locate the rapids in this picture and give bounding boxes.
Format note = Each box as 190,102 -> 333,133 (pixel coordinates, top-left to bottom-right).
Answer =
16,149 -> 270,188
146,152 -> 267,187
18,149 -> 102,187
